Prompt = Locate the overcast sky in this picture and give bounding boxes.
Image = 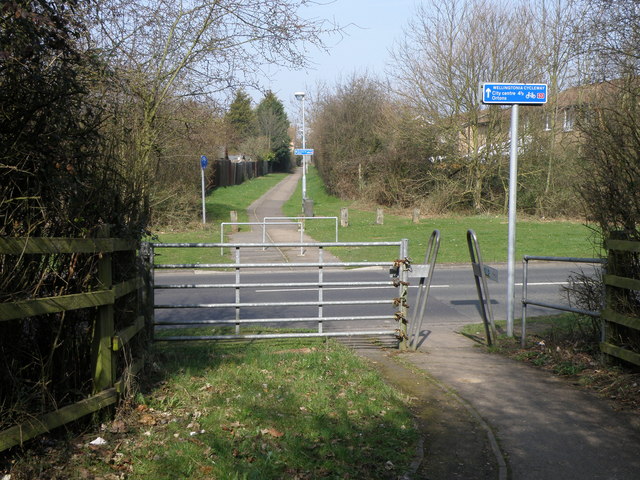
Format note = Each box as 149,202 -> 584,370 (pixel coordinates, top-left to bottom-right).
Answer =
254,0 -> 418,115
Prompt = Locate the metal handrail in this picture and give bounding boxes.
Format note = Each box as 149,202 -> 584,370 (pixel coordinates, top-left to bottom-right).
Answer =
521,255 -> 606,346
467,230 -> 497,346
408,230 -> 441,350
263,216 -> 339,243
220,222 -> 303,254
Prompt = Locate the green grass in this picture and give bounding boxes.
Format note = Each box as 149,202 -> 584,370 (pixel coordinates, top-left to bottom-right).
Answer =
74,337 -> 418,479
150,173 -> 288,265
283,167 -> 600,264
151,166 -> 599,265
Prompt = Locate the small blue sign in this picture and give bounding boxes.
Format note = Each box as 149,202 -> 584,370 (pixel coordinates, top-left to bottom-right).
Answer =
200,155 -> 208,169
481,83 -> 547,105
294,148 -> 314,155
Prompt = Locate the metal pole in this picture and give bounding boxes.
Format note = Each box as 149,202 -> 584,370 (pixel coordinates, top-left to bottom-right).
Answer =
301,95 -> 307,202
201,166 -> 206,224
507,104 -> 519,337
521,257 -> 529,347
399,238 -> 409,350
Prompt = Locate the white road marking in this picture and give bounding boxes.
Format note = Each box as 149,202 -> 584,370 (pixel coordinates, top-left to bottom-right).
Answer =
255,285 -> 451,293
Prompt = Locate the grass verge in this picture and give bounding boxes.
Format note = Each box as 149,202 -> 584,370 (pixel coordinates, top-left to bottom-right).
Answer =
4,337 -> 419,479
460,315 -> 640,412
283,167 -> 599,264
150,173 -> 288,265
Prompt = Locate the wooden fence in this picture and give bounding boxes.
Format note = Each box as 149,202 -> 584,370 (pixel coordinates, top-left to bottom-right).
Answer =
0,232 -> 149,452
602,237 -> 640,366
209,158 -> 270,188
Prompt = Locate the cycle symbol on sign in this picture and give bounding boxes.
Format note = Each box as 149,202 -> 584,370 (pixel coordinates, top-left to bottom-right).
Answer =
525,92 -> 535,99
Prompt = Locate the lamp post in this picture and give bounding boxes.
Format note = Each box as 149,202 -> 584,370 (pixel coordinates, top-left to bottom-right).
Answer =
294,91 -> 307,202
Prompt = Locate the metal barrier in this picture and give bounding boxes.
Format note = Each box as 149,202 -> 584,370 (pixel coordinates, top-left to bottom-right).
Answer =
467,230 -> 498,345
148,240 -> 418,347
407,230 -> 440,350
220,222 -> 304,255
521,255 -> 606,346
263,216 -> 339,243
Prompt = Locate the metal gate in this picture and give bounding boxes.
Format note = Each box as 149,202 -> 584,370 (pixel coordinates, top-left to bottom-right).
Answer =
144,232 -> 439,349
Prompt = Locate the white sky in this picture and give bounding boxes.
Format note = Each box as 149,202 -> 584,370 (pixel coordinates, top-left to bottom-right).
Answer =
254,0 -> 419,115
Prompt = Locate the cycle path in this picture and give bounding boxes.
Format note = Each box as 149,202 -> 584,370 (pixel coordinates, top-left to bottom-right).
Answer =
228,167 -> 340,265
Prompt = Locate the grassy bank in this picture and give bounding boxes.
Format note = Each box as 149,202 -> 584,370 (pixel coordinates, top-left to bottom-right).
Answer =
150,173 -> 288,265
6,337 -> 419,479
284,167 -> 599,264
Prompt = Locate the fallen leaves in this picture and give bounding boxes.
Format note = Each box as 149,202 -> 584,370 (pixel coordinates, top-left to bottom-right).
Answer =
138,414 -> 156,426
260,427 -> 284,438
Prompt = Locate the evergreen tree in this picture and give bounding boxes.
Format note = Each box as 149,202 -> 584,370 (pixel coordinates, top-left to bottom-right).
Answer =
225,89 -> 255,149
255,91 -> 292,171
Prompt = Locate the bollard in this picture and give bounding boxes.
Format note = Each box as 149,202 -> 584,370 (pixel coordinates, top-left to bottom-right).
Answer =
376,208 -> 384,225
303,198 -> 314,217
230,211 -> 238,232
341,207 -> 349,227
412,208 -> 420,224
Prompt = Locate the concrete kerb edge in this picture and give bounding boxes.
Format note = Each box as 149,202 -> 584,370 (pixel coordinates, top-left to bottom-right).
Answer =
393,353 -> 509,480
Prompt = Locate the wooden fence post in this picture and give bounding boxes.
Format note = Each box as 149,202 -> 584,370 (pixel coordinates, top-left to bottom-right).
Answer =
92,226 -> 115,394
341,208 -> 349,227
140,242 -> 154,343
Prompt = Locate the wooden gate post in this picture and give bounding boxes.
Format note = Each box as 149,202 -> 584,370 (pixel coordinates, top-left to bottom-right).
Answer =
139,242 -> 154,343
92,226 -> 115,394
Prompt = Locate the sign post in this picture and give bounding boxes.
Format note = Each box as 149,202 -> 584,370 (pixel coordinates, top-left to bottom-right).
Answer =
200,155 -> 208,224
295,149 -> 314,215
480,83 -> 547,337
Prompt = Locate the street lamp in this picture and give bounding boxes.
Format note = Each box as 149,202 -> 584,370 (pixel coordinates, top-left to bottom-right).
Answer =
294,91 -> 307,202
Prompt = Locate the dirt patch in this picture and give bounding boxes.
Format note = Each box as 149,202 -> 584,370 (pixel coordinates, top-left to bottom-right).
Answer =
354,346 -> 501,480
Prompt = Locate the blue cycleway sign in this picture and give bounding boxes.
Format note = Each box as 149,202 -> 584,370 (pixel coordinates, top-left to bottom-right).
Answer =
481,83 -> 547,105
294,148 -> 314,155
200,155 -> 208,169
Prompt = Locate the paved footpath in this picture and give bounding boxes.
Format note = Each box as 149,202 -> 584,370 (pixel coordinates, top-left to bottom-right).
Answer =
229,167 -> 340,265
232,170 -> 640,479
402,323 -> 640,479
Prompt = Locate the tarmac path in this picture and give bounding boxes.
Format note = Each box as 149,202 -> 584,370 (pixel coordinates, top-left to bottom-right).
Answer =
230,169 -> 640,480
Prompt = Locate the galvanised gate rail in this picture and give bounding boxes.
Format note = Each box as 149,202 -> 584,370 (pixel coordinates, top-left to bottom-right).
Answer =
147,239 -> 436,348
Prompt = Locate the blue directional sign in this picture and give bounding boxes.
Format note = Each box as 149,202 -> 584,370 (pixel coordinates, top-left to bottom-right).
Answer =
481,83 -> 548,105
200,155 -> 208,169
294,148 -> 314,155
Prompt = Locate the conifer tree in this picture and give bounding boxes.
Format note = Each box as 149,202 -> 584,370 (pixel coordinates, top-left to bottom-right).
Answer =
255,91 -> 292,171
225,89 -> 255,150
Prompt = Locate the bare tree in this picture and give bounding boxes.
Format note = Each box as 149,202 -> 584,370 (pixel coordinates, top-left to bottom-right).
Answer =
390,0 -> 540,212
82,0 -> 337,199
528,0 -> 587,199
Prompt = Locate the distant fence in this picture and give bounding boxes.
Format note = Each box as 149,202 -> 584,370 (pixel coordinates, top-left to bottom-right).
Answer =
0,231 -> 149,452
209,158 -> 270,188
601,237 -> 640,367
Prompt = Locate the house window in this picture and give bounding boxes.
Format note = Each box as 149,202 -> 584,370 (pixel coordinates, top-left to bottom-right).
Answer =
563,108 -> 574,132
